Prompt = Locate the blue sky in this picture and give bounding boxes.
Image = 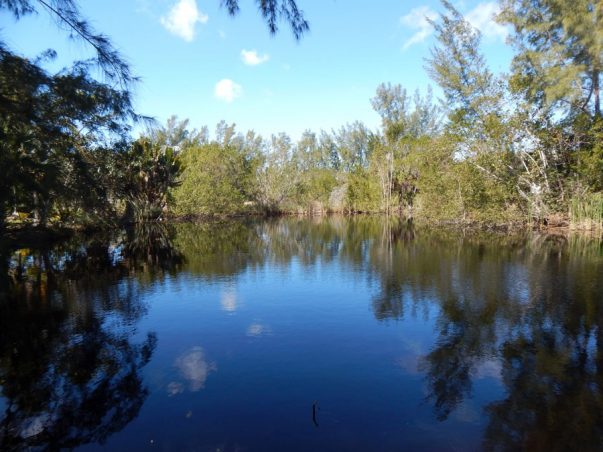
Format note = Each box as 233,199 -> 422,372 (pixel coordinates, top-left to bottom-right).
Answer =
1,0 -> 514,139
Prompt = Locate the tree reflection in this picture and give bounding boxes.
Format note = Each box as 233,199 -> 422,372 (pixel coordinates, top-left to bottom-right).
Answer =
155,217 -> 603,451
173,220 -> 264,279
0,224 -> 182,449
152,220 -> 603,449
248,217 -> 601,448
481,236 -> 603,450
123,222 -> 184,271
483,329 -> 603,451
365,230 -> 603,450
1,217 -> 600,449
418,294 -> 498,421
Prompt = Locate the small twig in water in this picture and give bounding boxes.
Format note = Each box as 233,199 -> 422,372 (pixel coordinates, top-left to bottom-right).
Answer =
312,400 -> 319,427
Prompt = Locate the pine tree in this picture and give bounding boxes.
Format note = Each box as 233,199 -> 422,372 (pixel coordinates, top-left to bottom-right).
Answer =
425,1 -> 503,142
499,0 -> 603,118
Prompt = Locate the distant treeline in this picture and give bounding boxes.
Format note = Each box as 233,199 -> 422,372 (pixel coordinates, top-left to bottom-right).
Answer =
1,1 -> 602,231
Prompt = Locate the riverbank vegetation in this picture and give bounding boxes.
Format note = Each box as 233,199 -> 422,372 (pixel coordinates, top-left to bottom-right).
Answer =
1,0 -> 602,232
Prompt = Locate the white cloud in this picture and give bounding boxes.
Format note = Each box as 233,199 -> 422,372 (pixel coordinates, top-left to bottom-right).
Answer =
399,2 -> 507,50
241,49 -> 270,66
465,2 -> 508,41
400,6 -> 438,50
160,0 -> 208,42
214,79 -> 242,102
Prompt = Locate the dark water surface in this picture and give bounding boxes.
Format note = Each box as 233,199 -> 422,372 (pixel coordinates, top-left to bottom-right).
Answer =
1,217 -> 602,451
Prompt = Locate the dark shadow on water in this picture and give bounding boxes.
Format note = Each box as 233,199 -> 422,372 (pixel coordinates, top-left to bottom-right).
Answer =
0,223 -> 183,450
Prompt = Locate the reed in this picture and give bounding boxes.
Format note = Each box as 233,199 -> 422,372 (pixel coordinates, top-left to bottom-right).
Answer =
569,193 -> 603,231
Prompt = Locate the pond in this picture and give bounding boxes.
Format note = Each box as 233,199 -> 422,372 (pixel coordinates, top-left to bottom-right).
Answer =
0,217 -> 602,451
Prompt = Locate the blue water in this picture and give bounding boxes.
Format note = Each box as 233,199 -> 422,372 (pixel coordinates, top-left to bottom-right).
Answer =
1,218 -> 602,451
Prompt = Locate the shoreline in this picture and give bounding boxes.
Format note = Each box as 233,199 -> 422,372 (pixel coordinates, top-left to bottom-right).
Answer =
1,213 -> 601,248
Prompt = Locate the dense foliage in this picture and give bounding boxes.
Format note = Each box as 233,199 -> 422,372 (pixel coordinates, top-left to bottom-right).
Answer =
0,0 -> 307,230
1,0 -> 602,230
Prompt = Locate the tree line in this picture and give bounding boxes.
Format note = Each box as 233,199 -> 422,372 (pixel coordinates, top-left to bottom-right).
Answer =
1,0 -> 602,231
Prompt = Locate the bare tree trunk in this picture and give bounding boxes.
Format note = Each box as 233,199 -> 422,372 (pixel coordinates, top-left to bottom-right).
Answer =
32,192 -> 40,227
594,69 -> 600,117
0,207 -> 5,232
389,152 -> 393,213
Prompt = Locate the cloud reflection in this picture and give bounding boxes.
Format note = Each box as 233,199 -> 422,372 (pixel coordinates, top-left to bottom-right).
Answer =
173,346 -> 216,392
220,287 -> 238,312
246,323 -> 271,337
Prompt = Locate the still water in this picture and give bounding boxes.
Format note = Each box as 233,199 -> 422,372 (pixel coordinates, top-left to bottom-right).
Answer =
1,217 -> 602,451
